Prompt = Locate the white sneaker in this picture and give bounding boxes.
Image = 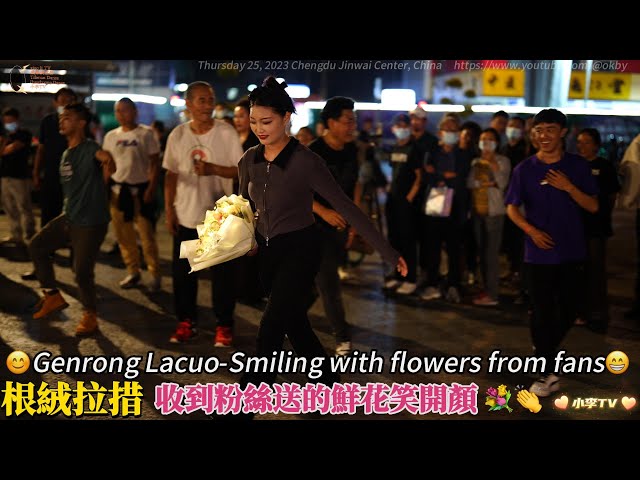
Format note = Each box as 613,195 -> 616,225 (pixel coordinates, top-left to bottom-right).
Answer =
119,273 -> 141,289
384,279 -> 401,290
420,287 -> 442,301
336,341 -> 352,356
396,282 -> 417,295
529,374 -> 560,397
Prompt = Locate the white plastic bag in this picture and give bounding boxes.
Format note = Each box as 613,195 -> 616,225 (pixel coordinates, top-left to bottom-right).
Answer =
425,187 -> 454,217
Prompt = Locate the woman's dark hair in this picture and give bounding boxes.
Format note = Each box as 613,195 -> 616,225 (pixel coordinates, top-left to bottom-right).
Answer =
236,98 -> 251,114
461,120 -> 482,139
248,76 -> 296,117
578,127 -> 601,147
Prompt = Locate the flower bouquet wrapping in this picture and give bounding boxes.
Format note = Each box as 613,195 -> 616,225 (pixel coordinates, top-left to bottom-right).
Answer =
179,194 -> 256,273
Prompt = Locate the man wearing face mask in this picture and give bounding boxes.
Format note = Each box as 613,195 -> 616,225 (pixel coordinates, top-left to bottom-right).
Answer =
420,114 -> 470,303
33,88 -> 77,230
1,107 -> 35,246
500,116 -> 530,301
18,88 -> 78,281
384,114 -> 422,295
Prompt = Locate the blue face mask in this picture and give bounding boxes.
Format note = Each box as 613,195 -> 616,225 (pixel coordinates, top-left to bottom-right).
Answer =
442,131 -> 459,145
506,127 -> 523,141
393,127 -> 411,140
479,140 -> 497,152
4,122 -> 18,133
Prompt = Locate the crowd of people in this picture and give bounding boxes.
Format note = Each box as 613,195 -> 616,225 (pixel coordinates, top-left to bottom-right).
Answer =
2,80 -> 639,402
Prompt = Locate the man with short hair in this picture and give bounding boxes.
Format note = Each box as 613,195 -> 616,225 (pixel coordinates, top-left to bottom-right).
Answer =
501,116 -> 531,301
163,81 -> 244,346
619,133 -> 640,319
385,113 -> 423,296
409,106 -> 438,285
490,110 -> 509,146
420,114 -> 469,303
505,108 -> 598,397
1,107 -> 35,245
309,96 -> 361,356
102,97 -> 162,292
22,88 -> 78,281
29,103 -> 116,336
33,87 -> 77,228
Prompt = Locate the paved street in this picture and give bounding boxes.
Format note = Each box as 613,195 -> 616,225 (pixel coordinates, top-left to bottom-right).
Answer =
1,206 -> 639,421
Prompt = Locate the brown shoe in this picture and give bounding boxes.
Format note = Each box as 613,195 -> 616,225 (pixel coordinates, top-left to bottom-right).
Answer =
33,290 -> 69,319
75,310 -> 98,336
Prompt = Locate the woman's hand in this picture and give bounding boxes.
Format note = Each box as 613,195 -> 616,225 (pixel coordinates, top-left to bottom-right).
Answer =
396,256 -> 408,277
319,208 -> 347,230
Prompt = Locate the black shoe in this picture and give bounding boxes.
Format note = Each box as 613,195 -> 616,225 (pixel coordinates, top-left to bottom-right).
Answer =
21,270 -> 37,281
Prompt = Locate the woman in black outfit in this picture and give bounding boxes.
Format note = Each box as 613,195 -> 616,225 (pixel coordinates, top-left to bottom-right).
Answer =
237,77 -> 407,400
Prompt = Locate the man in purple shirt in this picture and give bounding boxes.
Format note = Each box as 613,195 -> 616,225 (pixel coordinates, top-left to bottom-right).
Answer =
505,109 -> 598,397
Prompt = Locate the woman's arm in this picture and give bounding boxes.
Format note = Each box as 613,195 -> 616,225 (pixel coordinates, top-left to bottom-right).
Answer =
309,154 -> 400,266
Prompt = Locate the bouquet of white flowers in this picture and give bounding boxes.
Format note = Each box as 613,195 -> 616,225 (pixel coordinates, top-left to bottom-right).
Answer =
179,194 -> 256,272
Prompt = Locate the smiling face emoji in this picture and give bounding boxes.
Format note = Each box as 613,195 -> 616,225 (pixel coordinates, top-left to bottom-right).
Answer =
606,351 -> 629,374
6,351 -> 30,374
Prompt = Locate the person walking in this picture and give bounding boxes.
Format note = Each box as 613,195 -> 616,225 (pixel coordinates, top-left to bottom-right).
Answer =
236,77 -> 407,412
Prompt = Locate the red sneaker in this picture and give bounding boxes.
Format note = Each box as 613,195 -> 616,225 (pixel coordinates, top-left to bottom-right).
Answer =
214,326 -> 233,347
169,320 -> 197,343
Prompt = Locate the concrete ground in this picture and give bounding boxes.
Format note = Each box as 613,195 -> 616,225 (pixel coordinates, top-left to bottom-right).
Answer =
0,206 -> 638,421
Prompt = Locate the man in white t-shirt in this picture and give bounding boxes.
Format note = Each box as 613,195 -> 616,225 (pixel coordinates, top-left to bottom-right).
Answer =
103,98 -> 161,291
619,133 -> 640,319
163,81 -> 244,346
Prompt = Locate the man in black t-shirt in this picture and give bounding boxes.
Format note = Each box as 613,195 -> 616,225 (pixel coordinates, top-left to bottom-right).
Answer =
33,87 -> 77,228
408,107 -> 438,282
309,97 -> 361,356
385,113 -> 423,296
500,116 -> 530,295
576,128 -> 621,333
1,107 -> 35,244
